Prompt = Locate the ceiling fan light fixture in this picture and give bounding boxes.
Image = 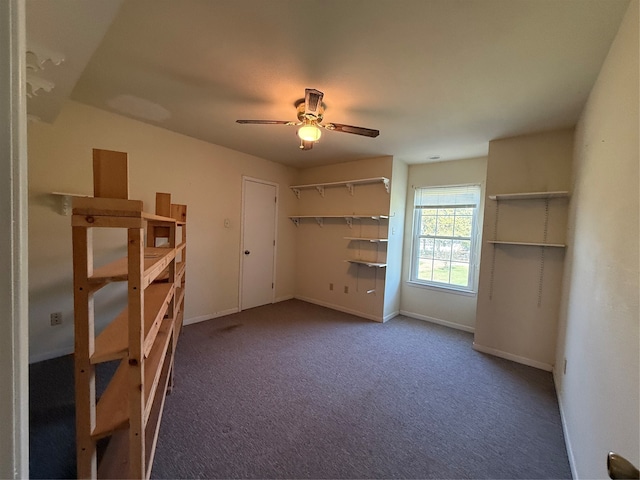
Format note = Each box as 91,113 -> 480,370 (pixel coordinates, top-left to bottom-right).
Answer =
297,124 -> 322,142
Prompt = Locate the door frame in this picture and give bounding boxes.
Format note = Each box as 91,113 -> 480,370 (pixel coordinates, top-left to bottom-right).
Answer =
238,176 -> 279,312
1,0 -> 29,477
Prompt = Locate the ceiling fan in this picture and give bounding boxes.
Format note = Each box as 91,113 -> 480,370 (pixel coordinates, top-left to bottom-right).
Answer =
236,88 -> 379,150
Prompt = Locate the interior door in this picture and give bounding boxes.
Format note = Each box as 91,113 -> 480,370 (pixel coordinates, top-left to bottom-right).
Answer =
241,178 -> 277,310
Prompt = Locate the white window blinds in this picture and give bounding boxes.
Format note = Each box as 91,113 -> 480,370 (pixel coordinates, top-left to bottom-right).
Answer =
414,185 -> 480,208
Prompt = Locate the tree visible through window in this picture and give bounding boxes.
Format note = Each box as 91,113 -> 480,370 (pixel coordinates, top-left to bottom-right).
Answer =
410,185 -> 481,291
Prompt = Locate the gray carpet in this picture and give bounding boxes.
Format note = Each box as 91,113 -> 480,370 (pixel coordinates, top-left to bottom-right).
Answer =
151,299 -> 571,479
29,299 -> 571,479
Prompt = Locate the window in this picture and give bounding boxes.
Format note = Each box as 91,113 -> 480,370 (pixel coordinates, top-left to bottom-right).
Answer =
410,184 -> 481,292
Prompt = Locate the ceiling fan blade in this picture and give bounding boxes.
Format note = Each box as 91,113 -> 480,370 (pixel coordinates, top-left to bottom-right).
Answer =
299,140 -> 314,150
304,89 -> 324,117
236,120 -> 298,125
236,120 -> 297,125
323,123 -> 380,138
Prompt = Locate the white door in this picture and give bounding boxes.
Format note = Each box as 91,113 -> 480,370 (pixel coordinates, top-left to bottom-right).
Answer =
241,178 -> 277,310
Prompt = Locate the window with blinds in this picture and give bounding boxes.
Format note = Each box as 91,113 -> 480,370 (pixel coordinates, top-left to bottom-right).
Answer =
410,184 -> 481,292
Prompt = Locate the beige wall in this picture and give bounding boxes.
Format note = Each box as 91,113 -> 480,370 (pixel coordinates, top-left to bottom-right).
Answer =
383,158 -> 408,320
292,157 -> 394,321
400,157 -> 487,331
28,101 -> 298,362
554,1 -> 639,477
474,129 -> 573,370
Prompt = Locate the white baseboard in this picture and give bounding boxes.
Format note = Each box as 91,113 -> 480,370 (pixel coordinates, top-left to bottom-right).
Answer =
29,345 -> 73,364
183,308 -> 239,326
555,384 -> 578,479
274,294 -> 294,303
472,342 -> 553,371
383,310 -> 399,322
399,310 -> 475,333
294,295 -> 383,322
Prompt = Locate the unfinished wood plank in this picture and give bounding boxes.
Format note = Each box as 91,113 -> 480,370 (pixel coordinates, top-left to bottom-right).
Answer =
93,359 -> 129,439
72,226 -> 98,478
73,196 -> 143,217
97,429 -> 129,479
144,344 -> 173,479
155,193 -> 171,217
92,317 -> 174,440
142,212 -> 175,223
127,227 -> 146,479
92,283 -> 174,364
170,203 -> 187,223
88,247 -> 175,288
143,318 -> 174,425
93,149 -> 129,199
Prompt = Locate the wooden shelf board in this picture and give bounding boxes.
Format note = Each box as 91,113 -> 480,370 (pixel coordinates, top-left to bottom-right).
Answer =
175,286 -> 186,312
93,359 -> 129,439
72,197 -> 144,217
144,347 -> 173,479
141,212 -> 177,223
345,260 -> 387,267
92,283 -> 174,364
344,237 -> 388,242
97,429 -> 129,479
89,247 -> 175,287
488,191 -> 569,201
92,317 -> 174,441
144,318 -> 174,425
488,240 -> 566,248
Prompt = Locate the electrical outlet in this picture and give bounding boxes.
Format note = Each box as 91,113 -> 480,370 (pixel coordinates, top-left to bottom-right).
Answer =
344,286 -> 349,294
329,283 -> 334,291
50,312 -> 62,326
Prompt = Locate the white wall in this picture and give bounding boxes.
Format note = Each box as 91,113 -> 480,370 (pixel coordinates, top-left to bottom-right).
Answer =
554,1 -> 639,477
400,157 -> 487,331
383,158 -> 408,321
1,0 -> 29,476
474,129 -> 573,370
28,101 -> 298,362
292,157 -> 393,321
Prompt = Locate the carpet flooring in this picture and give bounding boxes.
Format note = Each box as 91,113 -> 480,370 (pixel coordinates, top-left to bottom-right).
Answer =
30,299 -> 571,479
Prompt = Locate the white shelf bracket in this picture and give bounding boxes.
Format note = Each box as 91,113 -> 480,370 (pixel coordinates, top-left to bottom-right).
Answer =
345,217 -> 353,229
345,183 -> 355,196
291,188 -> 301,199
315,217 -> 324,227
315,186 -> 325,197
290,217 -> 300,227
58,194 -> 72,216
382,178 -> 390,193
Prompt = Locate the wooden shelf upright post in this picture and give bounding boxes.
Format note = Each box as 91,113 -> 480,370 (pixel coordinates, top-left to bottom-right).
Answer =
72,150 -> 188,479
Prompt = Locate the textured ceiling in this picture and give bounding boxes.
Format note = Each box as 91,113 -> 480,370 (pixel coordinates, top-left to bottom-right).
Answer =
28,0 -> 629,168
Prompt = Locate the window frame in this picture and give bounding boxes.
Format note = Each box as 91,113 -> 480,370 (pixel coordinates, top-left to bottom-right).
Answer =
409,184 -> 482,294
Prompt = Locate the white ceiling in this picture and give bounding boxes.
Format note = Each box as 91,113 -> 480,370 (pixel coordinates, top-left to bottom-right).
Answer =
27,0 -> 629,168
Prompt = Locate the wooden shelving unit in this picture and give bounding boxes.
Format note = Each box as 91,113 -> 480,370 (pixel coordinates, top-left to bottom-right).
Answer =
72,149 -> 187,479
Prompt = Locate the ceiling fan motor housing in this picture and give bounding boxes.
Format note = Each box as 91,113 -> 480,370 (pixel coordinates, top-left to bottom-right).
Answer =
295,99 -> 325,123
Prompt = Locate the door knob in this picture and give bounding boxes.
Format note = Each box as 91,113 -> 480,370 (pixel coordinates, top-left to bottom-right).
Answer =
244,250 -> 250,255
608,452 -> 639,479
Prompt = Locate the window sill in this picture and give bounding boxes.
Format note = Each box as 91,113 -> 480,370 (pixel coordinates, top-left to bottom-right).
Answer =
406,280 -> 477,297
